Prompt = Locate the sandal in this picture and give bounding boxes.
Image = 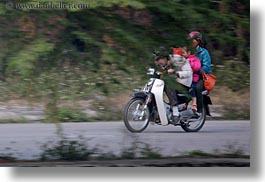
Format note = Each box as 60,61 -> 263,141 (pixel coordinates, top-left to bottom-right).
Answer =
192,104 -> 197,112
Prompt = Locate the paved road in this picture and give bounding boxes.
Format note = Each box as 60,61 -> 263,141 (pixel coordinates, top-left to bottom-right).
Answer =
0,120 -> 250,160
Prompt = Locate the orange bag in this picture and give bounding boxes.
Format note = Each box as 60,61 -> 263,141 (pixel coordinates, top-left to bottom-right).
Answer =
202,72 -> 216,91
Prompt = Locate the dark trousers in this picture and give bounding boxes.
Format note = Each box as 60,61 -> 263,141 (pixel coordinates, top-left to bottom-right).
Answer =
164,84 -> 178,107
195,79 -> 204,113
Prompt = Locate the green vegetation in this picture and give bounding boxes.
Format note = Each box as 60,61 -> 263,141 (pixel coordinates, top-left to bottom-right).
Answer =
0,136 -> 248,162
182,150 -> 249,158
40,137 -> 97,161
119,142 -> 162,159
56,107 -> 92,122
0,155 -> 16,162
39,138 -> 248,161
40,138 -> 162,161
0,0 -> 250,120
0,118 -> 28,124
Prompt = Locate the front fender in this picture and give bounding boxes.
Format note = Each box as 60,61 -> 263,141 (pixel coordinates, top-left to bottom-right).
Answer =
131,91 -> 155,116
131,91 -> 148,99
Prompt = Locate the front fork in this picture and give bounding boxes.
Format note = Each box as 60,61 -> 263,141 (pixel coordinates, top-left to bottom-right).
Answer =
139,94 -> 152,120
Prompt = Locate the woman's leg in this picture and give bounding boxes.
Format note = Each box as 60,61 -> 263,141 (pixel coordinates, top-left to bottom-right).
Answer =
192,97 -> 197,112
192,97 -> 197,106
190,82 -> 197,112
195,79 -> 204,113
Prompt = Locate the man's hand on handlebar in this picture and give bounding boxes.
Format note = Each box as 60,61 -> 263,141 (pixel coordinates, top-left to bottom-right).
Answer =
167,69 -> 175,74
167,69 -> 180,77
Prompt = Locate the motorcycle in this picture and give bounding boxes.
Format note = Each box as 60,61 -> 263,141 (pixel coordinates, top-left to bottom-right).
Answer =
123,67 -> 212,133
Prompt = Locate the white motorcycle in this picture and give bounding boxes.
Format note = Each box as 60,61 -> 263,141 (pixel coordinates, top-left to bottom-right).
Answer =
124,68 -> 212,133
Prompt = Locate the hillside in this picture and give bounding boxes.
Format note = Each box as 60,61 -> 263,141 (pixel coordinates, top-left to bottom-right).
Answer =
0,0 -> 250,120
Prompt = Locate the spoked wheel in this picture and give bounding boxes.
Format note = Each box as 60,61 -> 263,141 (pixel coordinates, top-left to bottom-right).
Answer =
124,98 -> 150,133
181,107 -> 206,132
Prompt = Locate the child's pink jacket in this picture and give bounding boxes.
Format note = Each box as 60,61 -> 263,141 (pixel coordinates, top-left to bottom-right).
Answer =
187,55 -> 201,83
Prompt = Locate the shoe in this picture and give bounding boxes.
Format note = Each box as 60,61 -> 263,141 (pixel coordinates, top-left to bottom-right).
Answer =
192,104 -> 197,113
173,116 -> 180,124
193,112 -> 201,118
202,90 -> 209,95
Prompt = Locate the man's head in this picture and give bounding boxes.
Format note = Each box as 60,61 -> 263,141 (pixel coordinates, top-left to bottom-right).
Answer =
154,46 -> 169,67
154,56 -> 169,67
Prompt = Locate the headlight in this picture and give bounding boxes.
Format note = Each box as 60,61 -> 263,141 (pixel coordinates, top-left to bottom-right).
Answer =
142,84 -> 151,92
142,78 -> 155,92
147,78 -> 155,86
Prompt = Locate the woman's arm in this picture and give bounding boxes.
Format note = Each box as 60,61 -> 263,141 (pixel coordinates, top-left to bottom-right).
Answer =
199,50 -> 212,74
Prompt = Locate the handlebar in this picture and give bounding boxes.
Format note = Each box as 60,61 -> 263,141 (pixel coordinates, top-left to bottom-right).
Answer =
146,68 -> 165,76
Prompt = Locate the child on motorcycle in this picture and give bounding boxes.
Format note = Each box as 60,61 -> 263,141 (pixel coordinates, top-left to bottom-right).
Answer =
181,47 -> 201,112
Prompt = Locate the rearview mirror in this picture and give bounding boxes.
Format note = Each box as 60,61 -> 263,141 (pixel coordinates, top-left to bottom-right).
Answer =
147,68 -> 155,75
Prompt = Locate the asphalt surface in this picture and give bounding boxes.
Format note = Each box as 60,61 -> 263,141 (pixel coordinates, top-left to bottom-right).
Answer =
0,120 -> 250,160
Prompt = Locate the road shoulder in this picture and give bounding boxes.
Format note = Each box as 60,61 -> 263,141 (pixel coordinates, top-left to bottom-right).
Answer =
0,158 -> 250,167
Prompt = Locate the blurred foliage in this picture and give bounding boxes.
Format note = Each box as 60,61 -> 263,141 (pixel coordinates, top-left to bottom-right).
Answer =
0,0 -> 249,119
56,107 -> 91,122
214,60 -> 250,91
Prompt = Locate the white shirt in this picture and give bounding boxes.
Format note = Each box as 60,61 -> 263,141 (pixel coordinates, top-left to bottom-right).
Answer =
170,55 -> 193,87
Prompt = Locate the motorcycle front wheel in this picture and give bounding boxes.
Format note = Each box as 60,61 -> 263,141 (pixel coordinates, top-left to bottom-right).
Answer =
181,107 -> 206,132
124,98 -> 150,133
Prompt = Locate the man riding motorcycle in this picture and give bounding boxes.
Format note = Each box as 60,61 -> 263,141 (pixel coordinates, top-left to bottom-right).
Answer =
154,47 -> 192,123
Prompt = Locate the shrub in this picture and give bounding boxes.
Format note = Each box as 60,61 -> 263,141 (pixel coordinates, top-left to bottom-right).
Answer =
57,107 -> 91,122
40,138 -> 96,161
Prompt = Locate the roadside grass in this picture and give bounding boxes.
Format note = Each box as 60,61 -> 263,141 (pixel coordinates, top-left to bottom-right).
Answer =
181,142 -> 249,159
0,154 -> 16,163
0,118 -> 28,124
40,137 -> 97,161
52,107 -> 93,123
118,142 -> 162,160
181,150 -> 249,159
0,85 -> 250,123
40,138 -> 162,161
37,137 -> 249,162
88,86 -> 250,121
210,86 -> 250,120
0,143 -> 249,164
223,109 -> 250,120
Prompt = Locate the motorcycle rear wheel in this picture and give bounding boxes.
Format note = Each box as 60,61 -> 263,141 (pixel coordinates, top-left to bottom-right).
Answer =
124,98 -> 150,133
181,107 -> 206,132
